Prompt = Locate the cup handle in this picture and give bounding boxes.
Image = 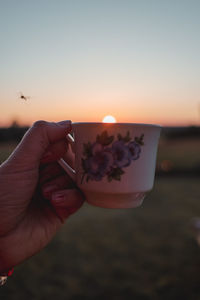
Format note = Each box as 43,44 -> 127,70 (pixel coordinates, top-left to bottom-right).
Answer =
57,133 -> 76,182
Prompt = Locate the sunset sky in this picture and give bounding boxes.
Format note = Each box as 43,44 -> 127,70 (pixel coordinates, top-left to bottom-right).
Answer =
0,0 -> 200,126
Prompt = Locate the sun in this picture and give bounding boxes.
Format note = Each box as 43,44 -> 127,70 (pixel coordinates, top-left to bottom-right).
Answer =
102,115 -> 117,123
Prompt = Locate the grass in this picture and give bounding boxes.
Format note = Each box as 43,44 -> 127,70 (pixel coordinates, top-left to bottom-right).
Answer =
0,142 -> 17,164
1,135 -> 200,172
2,178 -> 200,300
157,137 -> 200,171
1,139 -> 200,299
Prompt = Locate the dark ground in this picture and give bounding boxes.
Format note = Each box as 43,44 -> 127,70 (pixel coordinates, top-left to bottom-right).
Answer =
1,127 -> 200,299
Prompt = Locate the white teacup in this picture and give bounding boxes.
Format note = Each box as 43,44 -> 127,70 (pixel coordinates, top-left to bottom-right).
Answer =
59,122 -> 161,208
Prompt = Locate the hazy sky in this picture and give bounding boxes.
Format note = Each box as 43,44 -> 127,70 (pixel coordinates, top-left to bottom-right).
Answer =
0,0 -> 200,126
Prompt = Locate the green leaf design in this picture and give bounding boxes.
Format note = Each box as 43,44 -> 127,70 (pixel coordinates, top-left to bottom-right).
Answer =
81,130 -> 144,183
96,130 -> 114,146
83,142 -> 92,157
81,172 -> 86,184
135,134 -> 144,145
81,158 -> 87,172
107,167 -> 125,181
117,131 -> 131,143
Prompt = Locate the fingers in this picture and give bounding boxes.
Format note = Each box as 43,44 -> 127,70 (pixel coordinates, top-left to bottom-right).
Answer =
51,189 -> 84,222
41,139 -> 69,164
42,173 -> 75,199
39,162 -> 64,185
40,169 -> 84,222
31,120 -> 72,148
6,120 -> 72,170
41,139 -> 75,168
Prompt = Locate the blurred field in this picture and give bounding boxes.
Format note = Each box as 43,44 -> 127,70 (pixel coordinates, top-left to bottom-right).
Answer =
157,137 -> 200,173
1,137 -> 200,300
0,142 -> 18,164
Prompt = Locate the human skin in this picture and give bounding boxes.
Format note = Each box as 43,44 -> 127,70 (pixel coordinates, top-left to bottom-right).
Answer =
0,120 -> 84,273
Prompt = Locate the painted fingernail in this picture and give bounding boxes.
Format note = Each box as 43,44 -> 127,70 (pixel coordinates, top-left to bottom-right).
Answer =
43,184 -> 58,198
52,191 -> 65,203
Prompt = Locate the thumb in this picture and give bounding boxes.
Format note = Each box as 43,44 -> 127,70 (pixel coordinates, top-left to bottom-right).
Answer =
5,120 -> 72,170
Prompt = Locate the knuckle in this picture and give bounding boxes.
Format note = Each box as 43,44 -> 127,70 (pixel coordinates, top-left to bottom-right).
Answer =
32,120 -> 48,129
30,120 -> 49,150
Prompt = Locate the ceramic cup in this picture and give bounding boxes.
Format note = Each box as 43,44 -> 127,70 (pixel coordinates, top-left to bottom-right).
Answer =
58,122 -> 161,208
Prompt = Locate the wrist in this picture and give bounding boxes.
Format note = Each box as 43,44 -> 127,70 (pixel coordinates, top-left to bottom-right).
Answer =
0,268 -> 14,286
0,268 -> 14,276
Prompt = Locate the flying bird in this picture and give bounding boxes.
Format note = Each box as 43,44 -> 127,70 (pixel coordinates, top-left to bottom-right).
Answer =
18,92 -> 31,101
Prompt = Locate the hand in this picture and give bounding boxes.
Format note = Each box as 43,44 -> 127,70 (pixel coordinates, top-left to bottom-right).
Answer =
0,120 -> 84,273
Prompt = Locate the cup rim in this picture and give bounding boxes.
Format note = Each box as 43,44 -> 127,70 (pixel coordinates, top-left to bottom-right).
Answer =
72,122 -> 162,128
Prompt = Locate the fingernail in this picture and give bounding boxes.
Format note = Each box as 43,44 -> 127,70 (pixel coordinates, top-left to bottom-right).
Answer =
52,191 -> 65,203
43,184 -> 58,198
58,120 -> 72,130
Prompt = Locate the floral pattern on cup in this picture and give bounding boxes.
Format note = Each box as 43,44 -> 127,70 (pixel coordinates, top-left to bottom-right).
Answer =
81,131 -> 144,183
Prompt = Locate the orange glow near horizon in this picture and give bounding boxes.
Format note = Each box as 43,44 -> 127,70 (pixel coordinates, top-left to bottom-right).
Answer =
1,95 -> 200,128
1,1 -> 200,129
0,112 -> 199,128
